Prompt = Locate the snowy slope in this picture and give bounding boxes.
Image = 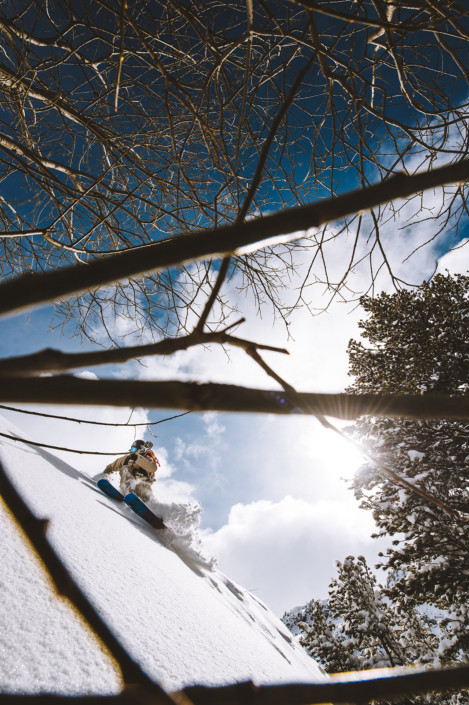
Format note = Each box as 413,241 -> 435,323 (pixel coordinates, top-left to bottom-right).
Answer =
0,415 -> 326,695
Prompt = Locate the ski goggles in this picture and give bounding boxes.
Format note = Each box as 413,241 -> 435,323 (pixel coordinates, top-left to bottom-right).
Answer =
130,441 -> 153,452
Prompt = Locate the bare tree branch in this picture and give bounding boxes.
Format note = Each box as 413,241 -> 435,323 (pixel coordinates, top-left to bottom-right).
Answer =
0,662 -> 468,702
288,0 -> 461,32
0,432 -> 131,455
0,376 -> 469,421
0,333 -> 288,377
1,158 -> 468,320
183,666 -> 469,705
0,460 -> 179,702
0,404 -> 191,428
245,349 -> 458,515
0,0 -> 467,342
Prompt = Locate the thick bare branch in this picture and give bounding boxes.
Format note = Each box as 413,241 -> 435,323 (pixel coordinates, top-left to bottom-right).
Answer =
1,158 -> 468,319
183,666 -> 469,705
0,376 -> 469,421
0,460 -> 178,701
0,664 -> 468,702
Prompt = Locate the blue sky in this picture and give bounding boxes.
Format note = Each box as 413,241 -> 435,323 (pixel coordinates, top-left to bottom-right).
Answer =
1,184 -> 469,616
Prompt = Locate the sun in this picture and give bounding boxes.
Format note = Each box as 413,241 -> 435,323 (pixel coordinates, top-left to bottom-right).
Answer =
305,422 -> 364,478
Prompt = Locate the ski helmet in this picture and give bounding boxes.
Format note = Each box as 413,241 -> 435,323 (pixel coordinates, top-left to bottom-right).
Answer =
130,439 -> 145,452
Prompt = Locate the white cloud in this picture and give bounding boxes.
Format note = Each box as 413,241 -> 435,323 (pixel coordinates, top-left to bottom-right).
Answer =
173,416 -> 228,484
127,176 -> 462,397
203,494 -> 389,616
151,445 -> 174,479
74,371 -> 99,380
203,412 -> 225,438
436,238 -> 469,275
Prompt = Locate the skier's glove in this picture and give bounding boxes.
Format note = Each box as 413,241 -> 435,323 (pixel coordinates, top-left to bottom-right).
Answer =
126,453 -> 138,463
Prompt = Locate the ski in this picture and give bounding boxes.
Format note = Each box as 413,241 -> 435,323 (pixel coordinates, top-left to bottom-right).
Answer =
125,493 -> 169,532
97,478 -> 125,502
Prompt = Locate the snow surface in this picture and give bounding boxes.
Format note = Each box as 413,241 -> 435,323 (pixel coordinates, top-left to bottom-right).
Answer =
0,415 -> 325,695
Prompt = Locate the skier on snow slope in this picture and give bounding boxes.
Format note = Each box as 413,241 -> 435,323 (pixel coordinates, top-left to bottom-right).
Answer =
103,440 -> 160,502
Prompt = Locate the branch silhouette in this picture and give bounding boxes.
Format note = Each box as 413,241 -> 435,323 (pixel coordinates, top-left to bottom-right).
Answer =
1,376 -> 469,420
0,404 -> 191,428
0,460 -> 179,702
0,324 -> 287,377
0,158 -> 468,319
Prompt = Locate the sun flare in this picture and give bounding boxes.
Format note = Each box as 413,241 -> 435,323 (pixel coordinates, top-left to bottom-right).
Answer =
306,425 -> 364,478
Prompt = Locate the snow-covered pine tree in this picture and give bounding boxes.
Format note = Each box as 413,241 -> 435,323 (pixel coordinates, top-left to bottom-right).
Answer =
347,273 -> 469,396
283,598 -> 359,673
348,418 -> 469,626
283,556 -> 438,673
346,272 -> 469,664
328,555 -> 406,670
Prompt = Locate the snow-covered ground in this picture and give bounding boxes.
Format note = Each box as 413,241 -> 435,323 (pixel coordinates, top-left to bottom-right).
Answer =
0,415 -> 326,695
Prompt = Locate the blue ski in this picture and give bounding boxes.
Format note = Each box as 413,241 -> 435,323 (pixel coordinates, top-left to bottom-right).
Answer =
97,478 -> 125,502
125,493 -> 169,531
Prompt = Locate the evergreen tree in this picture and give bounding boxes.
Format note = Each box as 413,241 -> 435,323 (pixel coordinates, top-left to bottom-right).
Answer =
347,273 -> 469,396
282,273 -> 469,701
283,556 -> 438,674
346,272 -> 469,664
348,417 -> 469,621
328,556 -> 406,670
283,598 -> 360,673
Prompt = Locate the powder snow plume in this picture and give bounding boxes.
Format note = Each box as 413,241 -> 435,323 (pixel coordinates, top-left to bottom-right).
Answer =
148,496 -> 218,570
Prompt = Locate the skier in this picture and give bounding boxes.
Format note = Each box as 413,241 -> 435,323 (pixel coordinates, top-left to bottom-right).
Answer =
103,440 -> 160,502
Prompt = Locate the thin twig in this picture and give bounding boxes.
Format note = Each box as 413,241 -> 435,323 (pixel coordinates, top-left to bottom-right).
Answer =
245,348 -> 296,393
196,46 -> 315,335
0,404 -> 191,428
195,257 -> 232,333
0,431 -> 134,456
237,52 -> 316,225
288,0 -> 456,32
245,350 -> 459,516
322,418 -> 458,517
114,0 -> 127,111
